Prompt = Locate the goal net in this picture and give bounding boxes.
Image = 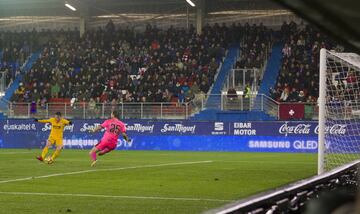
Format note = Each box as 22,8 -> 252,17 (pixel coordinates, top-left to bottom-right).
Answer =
318,49 -> 360,174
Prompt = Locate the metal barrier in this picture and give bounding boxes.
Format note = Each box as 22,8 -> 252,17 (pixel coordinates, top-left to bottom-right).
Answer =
0,71 -> 6,95
0,98 -> 10,114
193,93 -> 279,118
224,68 -> 260,92
7,102 -> 191,119
253,94 -> 279,118
2,94 -> 320,120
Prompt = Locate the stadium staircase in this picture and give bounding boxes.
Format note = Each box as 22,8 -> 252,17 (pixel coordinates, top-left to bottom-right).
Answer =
207,45 -> 239,105
246,42 -> 284,121
0,50 -> 4,119
0,51 -> 41,119
258,42 -> 283,96
191,43 -> 283,121
190,45 -> 239,121
2,51 -> 40,101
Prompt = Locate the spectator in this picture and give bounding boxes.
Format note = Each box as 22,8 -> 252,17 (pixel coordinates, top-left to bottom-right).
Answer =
51,83 -> 60,98
13,83 -> 25,100
162,89 -> 172,102
155,89 -> 163,102
244,84 -> 251,98
288,88 -> 299,102
186,90 -> 195,102
200,81 -> 210,94
298,90 -> 306,102
227,88 -> 238,100
280,88 -> 290,102
88,98 -> 96,117
282,43 -> 291,58
178,90 -> 185,104
181,82 -> 190,95
346,71 -> 357,88
190,81 -> 200,94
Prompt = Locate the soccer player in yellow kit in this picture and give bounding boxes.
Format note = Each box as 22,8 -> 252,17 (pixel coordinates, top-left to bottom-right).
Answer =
34,112 -> 72,163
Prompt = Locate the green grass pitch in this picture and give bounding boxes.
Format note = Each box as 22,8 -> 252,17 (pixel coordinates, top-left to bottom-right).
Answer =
0,149 -> 316,214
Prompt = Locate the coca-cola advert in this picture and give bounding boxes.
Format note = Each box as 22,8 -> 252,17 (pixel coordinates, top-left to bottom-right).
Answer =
278,122 -> 311,136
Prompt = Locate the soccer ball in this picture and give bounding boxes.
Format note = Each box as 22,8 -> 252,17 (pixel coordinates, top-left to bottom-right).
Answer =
44,156 -> 54,164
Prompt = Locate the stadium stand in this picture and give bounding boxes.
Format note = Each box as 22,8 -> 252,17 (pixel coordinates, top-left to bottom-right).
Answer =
0,31 -> 36,86
8,22 -> 277,106
1,22 -> 346,121
12,24 -> 228,105
234,23 -> 273,70
270,22 -> 341,103
4,52 -> 41,101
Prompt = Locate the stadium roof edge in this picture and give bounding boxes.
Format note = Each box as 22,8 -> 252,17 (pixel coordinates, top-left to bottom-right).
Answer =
272,0 -> 360,53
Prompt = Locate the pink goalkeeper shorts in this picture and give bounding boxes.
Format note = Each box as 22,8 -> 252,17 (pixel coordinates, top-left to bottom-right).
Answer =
95,139 -> 117,151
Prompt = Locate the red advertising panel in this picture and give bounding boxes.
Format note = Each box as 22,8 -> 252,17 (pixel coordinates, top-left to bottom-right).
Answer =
279,103 -> 305,120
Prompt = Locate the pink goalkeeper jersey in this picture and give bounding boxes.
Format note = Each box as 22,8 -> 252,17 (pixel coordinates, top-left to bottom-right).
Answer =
101,118 -> 126,142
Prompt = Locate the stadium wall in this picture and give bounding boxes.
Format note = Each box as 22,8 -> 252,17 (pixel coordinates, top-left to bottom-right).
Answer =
0,119 -> 351,153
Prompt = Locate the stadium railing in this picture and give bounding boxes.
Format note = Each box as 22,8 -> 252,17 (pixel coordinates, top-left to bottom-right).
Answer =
205,160 -> 360,214
194,94 -> 280,119
2,94 -> 318,120
7,102 -> 191,119
0,97 -> 10,112
223,68 -> 261,93
0,72 -> 6,93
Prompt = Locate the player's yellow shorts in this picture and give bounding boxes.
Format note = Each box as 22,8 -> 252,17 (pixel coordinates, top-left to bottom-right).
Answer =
47,136 -> 63,146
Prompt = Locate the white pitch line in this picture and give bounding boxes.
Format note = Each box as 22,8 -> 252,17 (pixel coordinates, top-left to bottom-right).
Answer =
0,151 -> 32,155
0,160 -> 213,184
0,191 -> 231,202
217,160 -> 315,165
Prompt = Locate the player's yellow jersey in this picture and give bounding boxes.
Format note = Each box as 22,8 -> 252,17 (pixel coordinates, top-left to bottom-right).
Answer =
38,118 -> 70,140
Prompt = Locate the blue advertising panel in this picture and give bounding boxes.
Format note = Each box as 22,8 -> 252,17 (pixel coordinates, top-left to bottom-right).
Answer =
0,119 -> 356,153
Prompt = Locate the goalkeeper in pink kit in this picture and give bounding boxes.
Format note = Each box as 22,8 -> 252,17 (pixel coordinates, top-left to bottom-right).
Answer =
88,111 -> 131,166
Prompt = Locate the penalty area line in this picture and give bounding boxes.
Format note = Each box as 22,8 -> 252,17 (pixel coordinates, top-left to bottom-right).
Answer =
0,191 -> 231,202
0,160 -> 213,184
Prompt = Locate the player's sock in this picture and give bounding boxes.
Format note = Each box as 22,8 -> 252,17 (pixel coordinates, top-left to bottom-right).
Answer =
90,152 -> 97,161
99,148 -> 110,156
41,147 -> 49,159
51,149 -> 61,160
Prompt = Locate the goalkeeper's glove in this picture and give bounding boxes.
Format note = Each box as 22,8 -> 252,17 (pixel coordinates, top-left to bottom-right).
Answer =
123,134 -> 131,143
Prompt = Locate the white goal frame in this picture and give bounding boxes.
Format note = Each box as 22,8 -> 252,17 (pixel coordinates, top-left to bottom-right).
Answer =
318,48 -> 360,174
318,48 -> 327,175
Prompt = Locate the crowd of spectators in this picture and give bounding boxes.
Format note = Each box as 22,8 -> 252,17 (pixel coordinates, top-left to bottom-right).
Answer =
7,21 -> 353,106
13,22 -> 230,105
270,21 -> 341,103
0,30 -> 41,88
235,23 -> 273,69
232,23 -> 273,93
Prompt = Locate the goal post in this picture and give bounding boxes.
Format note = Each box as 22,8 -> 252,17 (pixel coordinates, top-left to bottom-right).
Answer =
318,48 -> 360,174
318,48 -> 326,174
